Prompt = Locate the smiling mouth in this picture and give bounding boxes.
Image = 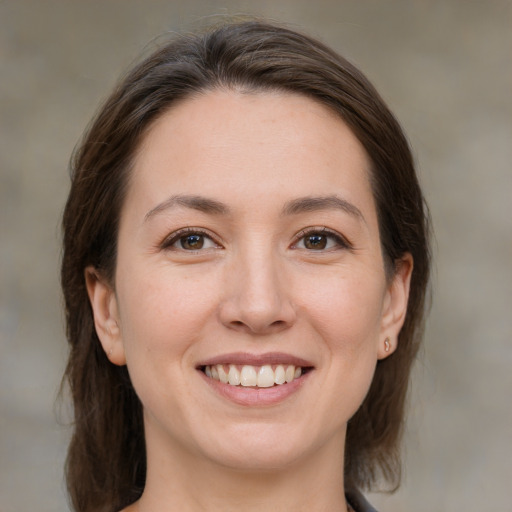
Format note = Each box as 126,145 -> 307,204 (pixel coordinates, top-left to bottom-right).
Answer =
201,364 -> 312,388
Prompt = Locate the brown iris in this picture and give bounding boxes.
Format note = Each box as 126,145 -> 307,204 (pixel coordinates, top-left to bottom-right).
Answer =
304,234 -> 328,250
181,234 -> 204,250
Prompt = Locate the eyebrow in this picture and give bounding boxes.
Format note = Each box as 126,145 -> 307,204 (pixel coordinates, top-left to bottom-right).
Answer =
144,194 -> 230,221
144,193 -> 364,222
281,195 -> 365,221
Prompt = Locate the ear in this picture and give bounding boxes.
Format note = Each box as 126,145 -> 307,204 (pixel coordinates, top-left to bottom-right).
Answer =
378,253 -> 413,360
85,266 -> 126,366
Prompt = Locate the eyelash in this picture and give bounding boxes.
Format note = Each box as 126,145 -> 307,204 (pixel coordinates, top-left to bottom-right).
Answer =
292,227 -> 353,251
160,227 -> 352,253
160,228 -> 221,252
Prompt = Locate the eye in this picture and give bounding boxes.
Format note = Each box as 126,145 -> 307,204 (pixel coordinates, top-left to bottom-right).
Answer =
162,229 -> 220,251
293,229 -> 350,251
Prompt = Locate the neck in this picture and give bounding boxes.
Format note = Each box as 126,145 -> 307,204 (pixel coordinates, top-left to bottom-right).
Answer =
131,423 -> 350,512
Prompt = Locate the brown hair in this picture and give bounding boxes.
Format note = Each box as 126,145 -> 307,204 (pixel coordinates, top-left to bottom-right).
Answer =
61,20 -> 430,512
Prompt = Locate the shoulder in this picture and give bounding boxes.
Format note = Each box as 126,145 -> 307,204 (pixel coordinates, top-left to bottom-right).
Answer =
346,489 -> 379,512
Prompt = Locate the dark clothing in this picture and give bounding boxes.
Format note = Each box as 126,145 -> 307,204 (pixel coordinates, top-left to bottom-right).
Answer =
346,489 -> 379,512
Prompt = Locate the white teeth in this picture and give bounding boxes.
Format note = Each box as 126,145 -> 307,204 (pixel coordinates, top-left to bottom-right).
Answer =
274,365 -> 286,385
228,365 -> 241,385
285,365 -> 295,383
204,363 -> 305,387
217,364 -> 228,384
257,365 -> 275,388
240,365 -> 257,387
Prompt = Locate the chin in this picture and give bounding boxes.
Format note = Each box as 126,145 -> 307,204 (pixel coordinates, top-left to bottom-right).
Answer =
209,447 -> 303,473
198,424 -> 317,472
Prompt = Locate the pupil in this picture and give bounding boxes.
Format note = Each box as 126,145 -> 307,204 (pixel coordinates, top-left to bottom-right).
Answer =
182,234 -> 203,249
306,234 -> 326,250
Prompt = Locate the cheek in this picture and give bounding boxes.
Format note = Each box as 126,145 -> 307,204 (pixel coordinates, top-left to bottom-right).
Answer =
115,266 -> 221,360
113,273 -> 210,414
289,270 -> 385,433
300,268 -> 385,409
299,268 -> 386,350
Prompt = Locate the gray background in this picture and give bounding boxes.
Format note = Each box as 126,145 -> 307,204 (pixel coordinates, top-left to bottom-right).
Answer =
1,1 -> 511,511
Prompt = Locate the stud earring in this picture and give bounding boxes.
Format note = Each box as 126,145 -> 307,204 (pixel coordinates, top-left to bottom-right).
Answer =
384,337 -> 391,353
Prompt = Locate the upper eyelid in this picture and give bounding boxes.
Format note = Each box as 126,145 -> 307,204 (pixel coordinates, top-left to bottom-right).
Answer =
293,227 -> 351,245
159,226 -> 351,249
294,226 -> 328,238
160,227 -> 222,249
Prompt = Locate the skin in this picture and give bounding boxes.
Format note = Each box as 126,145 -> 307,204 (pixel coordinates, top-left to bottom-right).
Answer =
86,90 -> 412,512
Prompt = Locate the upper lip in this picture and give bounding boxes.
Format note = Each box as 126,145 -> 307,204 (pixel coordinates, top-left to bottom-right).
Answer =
197,352 -> 314,368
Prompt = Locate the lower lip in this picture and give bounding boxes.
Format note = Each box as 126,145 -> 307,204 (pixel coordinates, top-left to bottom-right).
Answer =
199,370 -> 311,406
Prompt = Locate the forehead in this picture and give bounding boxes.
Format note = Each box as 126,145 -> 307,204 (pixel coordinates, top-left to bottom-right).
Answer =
137,89 -> 365,158
127,90 -> 375,218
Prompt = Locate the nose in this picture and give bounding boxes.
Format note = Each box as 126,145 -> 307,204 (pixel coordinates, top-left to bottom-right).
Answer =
218,250 -> 296,335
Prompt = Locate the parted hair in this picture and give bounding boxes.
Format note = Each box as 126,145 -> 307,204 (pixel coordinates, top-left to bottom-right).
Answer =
61,20 -> 431,512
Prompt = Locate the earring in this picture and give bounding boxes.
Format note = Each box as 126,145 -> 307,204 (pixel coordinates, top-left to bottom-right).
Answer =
384,337 -> 391,353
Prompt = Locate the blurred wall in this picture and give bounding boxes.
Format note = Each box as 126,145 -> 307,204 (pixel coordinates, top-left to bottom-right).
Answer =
1,1 -> 511,511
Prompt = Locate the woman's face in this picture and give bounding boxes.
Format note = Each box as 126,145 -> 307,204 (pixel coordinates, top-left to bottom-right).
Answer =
88,90 -> 411,471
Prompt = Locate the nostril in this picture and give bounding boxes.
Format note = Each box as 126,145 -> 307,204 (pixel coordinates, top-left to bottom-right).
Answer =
228,320 -> 250,333
228,318 -> 289,334
268,320 -> 287,331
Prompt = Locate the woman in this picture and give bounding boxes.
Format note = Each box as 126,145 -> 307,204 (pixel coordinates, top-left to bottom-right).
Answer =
61,20 -> 430,512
